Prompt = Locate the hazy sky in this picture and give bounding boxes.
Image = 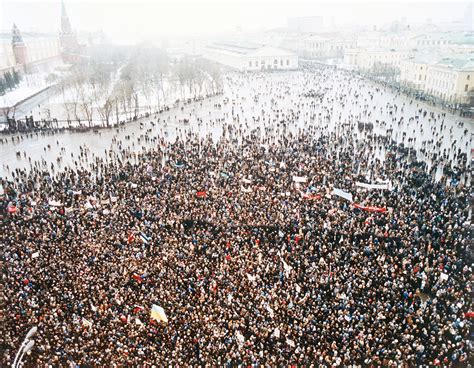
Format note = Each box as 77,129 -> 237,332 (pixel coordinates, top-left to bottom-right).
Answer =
1,0 -> 471,44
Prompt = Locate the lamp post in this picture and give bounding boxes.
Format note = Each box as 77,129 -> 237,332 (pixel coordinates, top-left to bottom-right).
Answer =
12,326 -> 37,368
16,340 -> 34,368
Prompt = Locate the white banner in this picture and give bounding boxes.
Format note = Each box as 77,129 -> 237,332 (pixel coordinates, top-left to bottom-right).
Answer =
293,176 -> 307,183
356,182 -> 390,190
332,188 -> 353,202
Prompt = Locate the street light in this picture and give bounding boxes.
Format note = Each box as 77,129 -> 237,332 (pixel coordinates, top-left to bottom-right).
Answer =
12,326 -> 37,368
16,340 -> 34,368
25,327 -> 37,340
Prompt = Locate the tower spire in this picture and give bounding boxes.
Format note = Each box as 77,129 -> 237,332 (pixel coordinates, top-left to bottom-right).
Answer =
12,23 -> 28,65
61,0 -> 73,35
12,23 -> 24,45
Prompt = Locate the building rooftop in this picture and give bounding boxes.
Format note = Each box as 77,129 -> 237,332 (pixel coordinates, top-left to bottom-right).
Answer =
207,42 -> 296,57
436,55 -> 474,71
0,31 -> 58,40
406,52 -> 447,65
208,42 -> 263,55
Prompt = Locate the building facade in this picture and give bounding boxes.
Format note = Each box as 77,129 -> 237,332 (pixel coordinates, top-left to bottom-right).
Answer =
400,57 -> 434,91
0,0 -> 80,75
205,42 -> 298,72
0,26 -> 62,75
343,48 -> 411,70
299,34 -> 355,60
425,57 -> 474,104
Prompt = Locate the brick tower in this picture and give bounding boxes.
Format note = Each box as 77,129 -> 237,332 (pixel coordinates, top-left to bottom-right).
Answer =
12,23 -> 28,66
59,0 -> 79,61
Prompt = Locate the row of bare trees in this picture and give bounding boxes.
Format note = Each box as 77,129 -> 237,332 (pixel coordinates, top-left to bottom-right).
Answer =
56,46 -> 223,128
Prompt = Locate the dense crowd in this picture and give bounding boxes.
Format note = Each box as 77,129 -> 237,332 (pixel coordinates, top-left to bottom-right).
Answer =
1,67 -> 472,367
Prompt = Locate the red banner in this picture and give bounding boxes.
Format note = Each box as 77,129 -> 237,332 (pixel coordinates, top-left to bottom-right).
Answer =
354,203 -> 386,213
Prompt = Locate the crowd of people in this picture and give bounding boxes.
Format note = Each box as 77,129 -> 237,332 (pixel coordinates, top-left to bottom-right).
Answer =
1,66 -> 472,366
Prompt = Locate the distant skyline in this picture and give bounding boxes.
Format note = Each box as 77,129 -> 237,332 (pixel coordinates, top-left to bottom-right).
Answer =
1,0 -> 472,44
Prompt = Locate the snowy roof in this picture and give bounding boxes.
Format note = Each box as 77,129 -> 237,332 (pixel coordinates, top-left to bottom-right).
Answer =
449,33 -> 474,45
207,42 -> 296,58
301,35 -> 331,42
362,47 -> 411,53
435,56 -> 474,71
208,42 -> 263,55
406,52 -> 447,65
411,32 -> 452,40
247,46 -> 296,58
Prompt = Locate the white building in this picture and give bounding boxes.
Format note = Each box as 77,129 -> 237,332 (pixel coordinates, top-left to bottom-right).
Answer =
299,34 -> 355,59
409,33 -> 453,49
0,28 -> 62,75
356,32 -> 408,49
343,48 -> 411,70
205,42 -> 298,72
400,54 -> 440,91
425,56 -> 474,104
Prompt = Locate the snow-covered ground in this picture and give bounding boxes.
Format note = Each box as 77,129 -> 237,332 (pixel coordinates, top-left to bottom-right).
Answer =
0,72 -> 55,108
10,73 -> 218,126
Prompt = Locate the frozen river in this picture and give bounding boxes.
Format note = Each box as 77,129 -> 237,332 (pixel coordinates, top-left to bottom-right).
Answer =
0,69 -> 472,181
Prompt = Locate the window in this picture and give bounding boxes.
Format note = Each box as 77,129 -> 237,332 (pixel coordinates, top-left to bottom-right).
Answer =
286,60 -> 289,66
468,75 -> 470,80
261,60 -> 265,65
249,61 -> 252,67
465,84 -> 469,92
280,60 -> 283,66
274,59 -> 278,64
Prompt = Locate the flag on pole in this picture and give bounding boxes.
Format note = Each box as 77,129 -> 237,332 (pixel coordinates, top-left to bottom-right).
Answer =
282,259 -> 292,275
82,318 -> 93,328
150,304 -> 168,323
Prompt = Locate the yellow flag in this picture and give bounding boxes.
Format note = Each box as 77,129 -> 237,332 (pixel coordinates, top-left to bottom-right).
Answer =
150,304 -> 168,323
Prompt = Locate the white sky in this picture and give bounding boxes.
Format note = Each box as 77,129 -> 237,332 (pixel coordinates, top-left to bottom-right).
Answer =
0,0 -> 471,44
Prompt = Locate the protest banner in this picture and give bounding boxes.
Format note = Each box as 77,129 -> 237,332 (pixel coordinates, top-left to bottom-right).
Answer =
353,203 -> 387,213
332,188 -> 353,202
355,182 -> 390,190
293,176 -> 307,183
